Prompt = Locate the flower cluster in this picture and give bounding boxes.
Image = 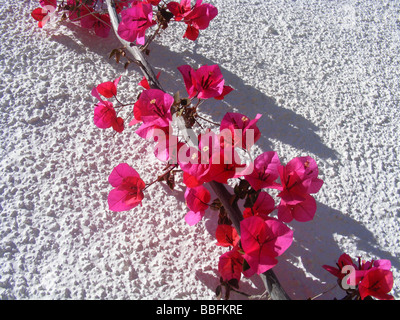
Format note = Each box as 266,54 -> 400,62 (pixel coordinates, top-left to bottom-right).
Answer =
94,59 -> 326,297
31,0 -> 113,37
323,253 -> 394,300
31,0 -> 218,44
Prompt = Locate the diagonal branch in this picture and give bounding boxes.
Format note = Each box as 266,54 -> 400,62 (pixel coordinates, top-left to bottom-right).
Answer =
105,0 -> 164,91
106,0 -> 290,300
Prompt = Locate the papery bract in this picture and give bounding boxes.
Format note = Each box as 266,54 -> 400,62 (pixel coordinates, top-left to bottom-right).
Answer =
118,2 -> 156,45
215,224 -> 240,247
358,269 -> 394,300
96,76 -> 121,98
277,193 -> 317,223
182,1 -> 218,41
132,89 -> 173,139
177,64 -> 228,100
243,151 -> 281,190
220,112 -> 262,150
184,185 -> 210,213
108,163 -> 145,212
240,216 -> 293,276
93,101 -> 124,133
218,248 -> 244,283
243,191 -> 275,219
31,2 -> 56,28
184,210 -> 205,226
167,0 -> 192,22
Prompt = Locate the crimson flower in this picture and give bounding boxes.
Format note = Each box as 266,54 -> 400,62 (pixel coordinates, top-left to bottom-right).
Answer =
358,269 -> 394,300
184,184 -> 211,225
243,151 -> 281,191
117,1 -> 156,45
31,0 -> 57,28
177,64 -> 232,100
323,253 -> 394,300
215,224 -> 240,247
276,156 -> 323,222
240,216 -> 293,277
96,76 -> 122,98
108,163 -> 146,212
219,112 -> 262,150
242,191 -> 275,219
131,89 -> 173,139
168,0 -> 218,41
218,248 -> 244,283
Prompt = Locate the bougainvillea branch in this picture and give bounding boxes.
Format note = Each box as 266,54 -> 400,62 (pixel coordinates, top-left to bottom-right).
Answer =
106,0 -> 164,90
105,0 -> 291,300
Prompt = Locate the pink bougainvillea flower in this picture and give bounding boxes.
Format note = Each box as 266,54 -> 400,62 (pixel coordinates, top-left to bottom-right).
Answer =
108,163 -> 146,212
215,224 -> 240,247
117,1 -> 156,45
218,248 -> 244,283
220,112 -> 262,150
178,130 -> 245,184
178,130 -> 245,185
184,185 -> 210,213
323,253 -> 394,299
177,64 -> 230,100
96,76 -> 122,99
358,269 -> 394,300
31,0 -> 57,28
138,72 -> 161,90
243,191 -> 276,219
80,12 -> 111,38
93,100 -> 124,133
181,0 -> 218,41
167,0 -> 192,21
277,193 -> 317,223
240,216 -> 293,277
274,156 -> 323,222
131,89 -> 173,139
243,151 -> 281,190
277,156 -> 324,205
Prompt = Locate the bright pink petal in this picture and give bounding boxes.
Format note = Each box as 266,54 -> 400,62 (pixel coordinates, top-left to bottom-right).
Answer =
278,194 -> 317,223
215,224 -> 240,247
31,8 -> 48,22
108,163 -> 140,188
218,249 -> 243,282
93,101 -> 117,129
108,187 -> 136,212
359,269 -> 394,300
184,210 -> 205,226
240,216 -> 267,253
97,81 -> 117,98
244,151 -> 281,190
184,185 -> 210,212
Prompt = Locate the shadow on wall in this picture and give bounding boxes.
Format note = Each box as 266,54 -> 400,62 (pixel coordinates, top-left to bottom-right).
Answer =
51,24 -> 337,161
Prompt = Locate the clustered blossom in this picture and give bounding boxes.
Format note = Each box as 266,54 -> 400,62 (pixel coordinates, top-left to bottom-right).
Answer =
91,76 -> 124,133
323,253 -> 394,300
